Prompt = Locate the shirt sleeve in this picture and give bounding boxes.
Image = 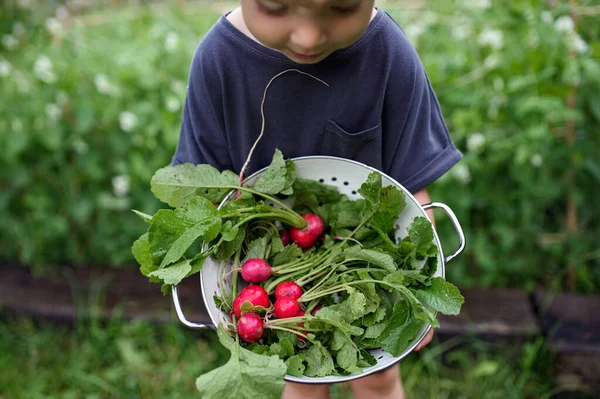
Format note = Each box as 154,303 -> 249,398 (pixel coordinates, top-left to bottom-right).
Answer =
383,44 -> 462,194
170,45 -> 233,171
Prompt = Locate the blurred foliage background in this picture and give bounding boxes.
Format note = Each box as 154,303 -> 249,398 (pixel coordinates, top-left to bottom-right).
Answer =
2,0 -> 599,293
1,1 -> 599,398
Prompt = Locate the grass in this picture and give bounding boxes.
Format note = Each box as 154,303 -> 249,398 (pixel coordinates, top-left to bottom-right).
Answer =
1,311 -> 591,399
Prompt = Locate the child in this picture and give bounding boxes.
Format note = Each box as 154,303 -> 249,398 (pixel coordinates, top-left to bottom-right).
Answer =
172,1 -> 462,398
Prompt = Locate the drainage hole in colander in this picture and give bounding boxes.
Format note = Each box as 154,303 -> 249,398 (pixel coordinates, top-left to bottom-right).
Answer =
352,190 -> 357,195
332,177 -> 337,181
377,355 -> 383,360
343,181 -> 349,186
319,178 -> 324,183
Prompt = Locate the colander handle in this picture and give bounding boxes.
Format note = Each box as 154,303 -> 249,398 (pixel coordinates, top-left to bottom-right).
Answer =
172,285 -> 214,329
422,202 -> 466,264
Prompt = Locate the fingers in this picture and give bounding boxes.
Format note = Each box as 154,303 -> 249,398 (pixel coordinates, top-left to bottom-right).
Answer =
414,329 -> 434,351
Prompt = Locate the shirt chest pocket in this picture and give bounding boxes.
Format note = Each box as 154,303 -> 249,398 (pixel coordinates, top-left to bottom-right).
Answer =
320,120 -> 383,170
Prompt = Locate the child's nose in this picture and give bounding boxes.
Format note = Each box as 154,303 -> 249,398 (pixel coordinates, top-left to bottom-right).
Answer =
290,20 -> 327,52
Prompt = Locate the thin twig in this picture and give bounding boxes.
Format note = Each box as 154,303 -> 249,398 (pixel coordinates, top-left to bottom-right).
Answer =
238,69 -> 329,183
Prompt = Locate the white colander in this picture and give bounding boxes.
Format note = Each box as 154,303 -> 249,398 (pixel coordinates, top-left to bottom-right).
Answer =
172,156 -> 465,384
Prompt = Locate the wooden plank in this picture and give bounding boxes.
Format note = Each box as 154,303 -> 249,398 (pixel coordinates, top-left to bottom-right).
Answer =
533,288 -> 600,355
0,266 -> 211,325
437,287 -> 540,339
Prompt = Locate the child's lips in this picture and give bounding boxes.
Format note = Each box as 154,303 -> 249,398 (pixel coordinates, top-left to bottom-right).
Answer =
287,49 -> 324,61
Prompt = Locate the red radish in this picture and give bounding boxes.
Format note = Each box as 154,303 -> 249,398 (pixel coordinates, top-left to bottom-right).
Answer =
274,297 -> 301,319
290,213 -> 325,249
297,310 -> 306,327
237,312 -> 264,343
311,306 -> 322,316
240,258 -> 271,283
232,286 -> 270,318
275,281 -> 303,300
279,229 -> 291,245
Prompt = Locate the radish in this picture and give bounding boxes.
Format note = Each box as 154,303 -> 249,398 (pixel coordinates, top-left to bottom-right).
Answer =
279,229 -> 291,245
290,213 -> 324,249
275,281 -> 302,300
240,258 -> 271,283
232,286 -> 270,318
274,297 -> 301,319
237,312 -> 264,343
297,310 -> 306,327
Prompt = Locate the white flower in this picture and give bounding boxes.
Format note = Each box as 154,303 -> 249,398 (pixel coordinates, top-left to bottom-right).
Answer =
94,73 -> 117,95
14,70 -> 30,93
56,6 -> 69,21
34,55 -> 57,84
45,103 -> 62,121
404,24 -> 425,40
164,31 -> 179,53
112,175 -> 130,197
569,33 -> 588,54
554,15 -> 574,33
57,91 -> 69,106
452,164 -> 471,184
465,0 -> 491,8
2,34 -> 19,50
119,111 -> 138,132
45,18 -> 63,36
478,29 -> 504,50
166,96 -> 181,112
530,154 -> 543,168
483,54 -> 501,70
73,139 -> 89,155
451,24 -> 472,40
13,22 -> 26,37
467,133 -> 486,152
0,59 -> 11,77
12,119 -> 23,132
541,11 -> 553,24
170,80 -> 187,95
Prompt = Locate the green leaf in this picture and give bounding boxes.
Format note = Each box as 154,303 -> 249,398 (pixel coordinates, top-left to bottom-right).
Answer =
270,338 -> 295,359
243,236 -> 270,263
253,149 -> 289,195
397,285 -> 439,327
151,163 -> 240,208
292,178 -> 341,205
414,278 -> 464,315
149,197 -> 221,268
357,172 -> 382,205
148,259 -> 192,285
281,159 -> 296,195
329,199 -> 369,229
379,300 -> 422,356
304,342 -> 335,377
132,209 -> 153,224
343,246 -> 396,272
285,355 -> 305,377
403,270 -> 431,286
408,217 -> 436,257
324,292 -> 367,323
240,302 -> 269,316
220,221 -> 239,242
195,325 -> 287,399
270,244 -> 303,266
336,341 -> 358,371
365,322 -> 387,339
371,186 -> 406,233
214,225 -> 246,260
384,270 -> 405,285
132,233 -> 156,276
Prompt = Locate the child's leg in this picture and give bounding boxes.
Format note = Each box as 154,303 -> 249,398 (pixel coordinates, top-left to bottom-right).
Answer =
282,382 -> 330,399
348,364 -> 404,399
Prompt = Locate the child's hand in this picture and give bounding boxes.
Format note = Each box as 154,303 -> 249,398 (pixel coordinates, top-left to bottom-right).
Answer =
414,329 -> 434,351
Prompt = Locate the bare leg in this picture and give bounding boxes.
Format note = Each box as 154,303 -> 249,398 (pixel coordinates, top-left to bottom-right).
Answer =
348,365 -> 404,399
283,382 -> 330,399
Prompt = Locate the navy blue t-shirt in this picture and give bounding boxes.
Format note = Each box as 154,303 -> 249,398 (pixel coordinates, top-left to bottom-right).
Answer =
172,8 -> 462,193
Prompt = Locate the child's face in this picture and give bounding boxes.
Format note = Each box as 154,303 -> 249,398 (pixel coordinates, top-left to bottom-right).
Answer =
241,0 -> 375,64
